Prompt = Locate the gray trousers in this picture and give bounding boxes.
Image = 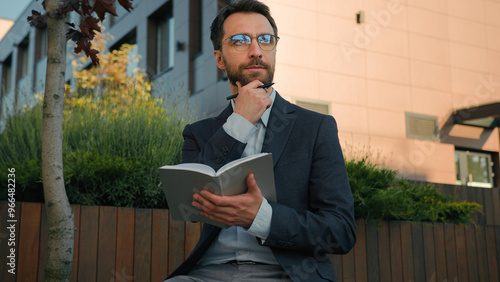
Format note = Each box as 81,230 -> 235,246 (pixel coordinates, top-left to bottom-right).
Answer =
165,263 -> 293,282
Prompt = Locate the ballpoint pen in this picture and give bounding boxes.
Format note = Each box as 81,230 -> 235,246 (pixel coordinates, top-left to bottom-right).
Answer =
226,82 -> 275,100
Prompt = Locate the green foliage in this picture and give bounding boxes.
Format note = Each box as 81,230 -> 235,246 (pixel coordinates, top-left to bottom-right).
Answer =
0,42 -> 189,208
346,157 -> 482,224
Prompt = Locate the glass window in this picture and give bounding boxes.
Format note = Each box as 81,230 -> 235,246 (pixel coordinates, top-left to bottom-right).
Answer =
147,2 -> 174,77
455,150 -> 494,188
17,39 -> 29,81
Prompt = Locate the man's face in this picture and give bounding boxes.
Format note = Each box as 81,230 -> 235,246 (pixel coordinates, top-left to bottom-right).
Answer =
215,12 -> 277,87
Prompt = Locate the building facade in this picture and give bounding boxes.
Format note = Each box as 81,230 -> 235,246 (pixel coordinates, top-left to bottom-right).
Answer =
1,0 -> 500,187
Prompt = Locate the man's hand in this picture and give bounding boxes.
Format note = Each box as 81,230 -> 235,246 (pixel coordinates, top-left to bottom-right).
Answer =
234,80 -> 272,125
191,173 -> 264,228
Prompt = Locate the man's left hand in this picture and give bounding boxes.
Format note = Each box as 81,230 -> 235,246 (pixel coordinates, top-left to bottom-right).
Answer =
191,173 -> 263,228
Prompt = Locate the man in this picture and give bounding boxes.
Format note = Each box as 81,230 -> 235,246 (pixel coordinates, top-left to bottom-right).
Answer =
166,0 -> 356,281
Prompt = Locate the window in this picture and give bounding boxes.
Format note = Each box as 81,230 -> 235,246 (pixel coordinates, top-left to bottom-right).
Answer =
35,26 -> 48,63
455,150 -> 495,188
147,1 -> 174,77
17,37 -> 29,81
2,55 -> 12,95
406,112 -> 439,141
217,0 -> 231,81
189,0 -> 203,93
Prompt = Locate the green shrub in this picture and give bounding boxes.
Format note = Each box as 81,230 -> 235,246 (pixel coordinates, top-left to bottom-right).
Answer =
0,41 -> 190,208
346,157 -> 482,224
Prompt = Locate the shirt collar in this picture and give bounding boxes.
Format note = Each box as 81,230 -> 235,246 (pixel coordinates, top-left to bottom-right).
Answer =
230,88 -> 276,127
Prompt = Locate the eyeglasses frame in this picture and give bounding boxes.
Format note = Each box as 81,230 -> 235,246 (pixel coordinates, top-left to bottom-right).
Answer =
218,34 -> 280,52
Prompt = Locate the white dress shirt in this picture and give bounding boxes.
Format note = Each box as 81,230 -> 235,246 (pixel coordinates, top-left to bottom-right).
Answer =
197,89 -> 279,266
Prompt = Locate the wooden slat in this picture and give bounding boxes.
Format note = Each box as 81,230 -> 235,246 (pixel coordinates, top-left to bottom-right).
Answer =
354,219 -> 367,282
433,223 -> 447,282
483,188 -> 495,226
496,226 -> 500,281
0,201 -> 20,282
37,204 -> 48,281
70,205 -> 81,282
378,221 -> 391,282
151,209 -> 169,280
96,206 -> 117,281
422,224 -> 436,281
465,224 -> 479,281
444,223 -> 458,282
389,221 -> 402,282
77,205 -> 99,281
134,208 -> 152,282
454,224 -> 468,280
168,220 -> 186,273
342,248 -> 355,282
400,221 -> 414,281
365,220 -> 379,282
185,222 -> 202,258
475,226 -> 489,282
467,187 -> 479,224
492,189 -> 500,226
17,202 -> 42,281
411,222 -> 426,282
331,254 -> 343,281
474,188 -> 486,225
485,226 -> 499,281
115,207 -> 135,281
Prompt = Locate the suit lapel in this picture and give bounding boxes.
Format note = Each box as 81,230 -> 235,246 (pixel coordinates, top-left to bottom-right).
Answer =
262,93 -> 297,166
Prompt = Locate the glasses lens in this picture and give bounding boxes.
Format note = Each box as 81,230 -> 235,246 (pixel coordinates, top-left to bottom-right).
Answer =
258,34 -> 276,51
230,34 -> 251,51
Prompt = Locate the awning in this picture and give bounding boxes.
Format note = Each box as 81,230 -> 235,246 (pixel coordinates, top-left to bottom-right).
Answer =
453,102 -> 500,128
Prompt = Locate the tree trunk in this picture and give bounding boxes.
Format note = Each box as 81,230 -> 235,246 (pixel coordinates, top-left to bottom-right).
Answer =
42,0 -> 75,281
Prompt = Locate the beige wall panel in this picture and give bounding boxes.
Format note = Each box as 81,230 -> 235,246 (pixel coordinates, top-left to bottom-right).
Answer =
317,14 -> 360,45
276,36 -> 318,70
448,0 -> 486,23
317,42 -> 366,77
267,3 -> 317,40
408,33 -> 450,65
366,79 -> 411,111
488,51 -> 500,76
406,0 -> 448,14
363,0 -> 408,31
365,27 -> 409,57
410,60 -> 452,92
366,52 -> 410,84
273,64 -> 319,100
486,25 -> 500,52
410,87 -> 453,119
330,104 -> 369,135
485,0 -> 500,27
316,0 -> 363,20
448,17 -> 487,47
450,43 -> 489,72
407,7 -> 448,38
318,72 -> 367,105
368,108 -> 406,138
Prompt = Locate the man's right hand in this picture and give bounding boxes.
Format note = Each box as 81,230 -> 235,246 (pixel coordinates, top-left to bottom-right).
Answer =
234,80 -> 272,125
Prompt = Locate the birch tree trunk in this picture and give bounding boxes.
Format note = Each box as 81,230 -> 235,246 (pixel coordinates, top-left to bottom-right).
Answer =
42,0 -> 75,280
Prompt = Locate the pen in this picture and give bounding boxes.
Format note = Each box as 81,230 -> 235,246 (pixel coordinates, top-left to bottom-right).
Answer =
226,82 -> 275,100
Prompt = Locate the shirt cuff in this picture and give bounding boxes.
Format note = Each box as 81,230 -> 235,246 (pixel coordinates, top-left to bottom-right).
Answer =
245,197 -> 272,241
223,113 -> 257,144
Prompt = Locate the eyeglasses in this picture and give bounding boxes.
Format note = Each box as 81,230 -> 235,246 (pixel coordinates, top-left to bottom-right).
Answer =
219,34 -> 279,52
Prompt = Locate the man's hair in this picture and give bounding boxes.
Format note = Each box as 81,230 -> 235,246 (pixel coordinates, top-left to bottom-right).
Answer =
210,0 -> 278,50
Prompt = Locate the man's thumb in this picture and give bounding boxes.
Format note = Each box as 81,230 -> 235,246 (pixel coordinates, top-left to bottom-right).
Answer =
246,173 -> 258,193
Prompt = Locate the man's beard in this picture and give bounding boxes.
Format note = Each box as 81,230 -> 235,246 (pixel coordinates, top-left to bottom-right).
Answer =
223,57 -> 275,87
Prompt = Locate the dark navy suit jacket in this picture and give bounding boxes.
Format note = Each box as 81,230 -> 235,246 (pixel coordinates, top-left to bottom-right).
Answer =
168,93 -> 356,281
